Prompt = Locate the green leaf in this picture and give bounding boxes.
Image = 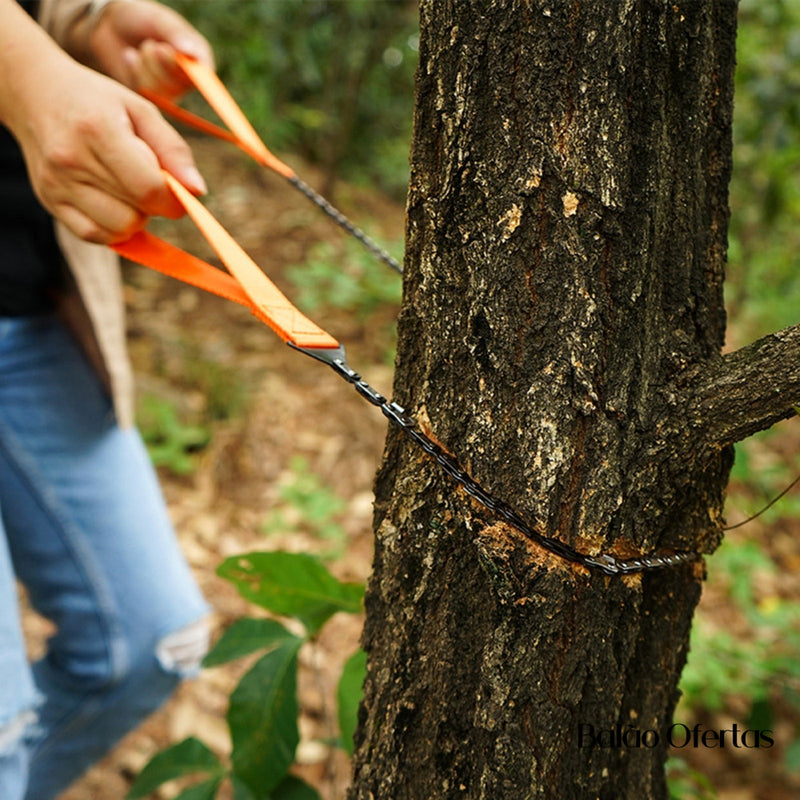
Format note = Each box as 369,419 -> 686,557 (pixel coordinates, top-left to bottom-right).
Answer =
174,777 -> 224,800
217,551 -> 364,635
204,618 -> 296,667
666,757 -> 717,800
337,649 -> 367,755
269,775 -> 322,800
785,736 -> 800,773
746,696 -> 774,732
126,737 -> 223,799
229,637 -> 303,799
232,775 -> 257,800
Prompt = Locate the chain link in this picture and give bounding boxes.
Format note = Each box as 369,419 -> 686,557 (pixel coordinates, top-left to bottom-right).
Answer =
291,344 -> 700,577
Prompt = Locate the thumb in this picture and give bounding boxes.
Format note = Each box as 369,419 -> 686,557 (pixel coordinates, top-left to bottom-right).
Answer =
170,33 -> 214,69
138,5 -> 214,70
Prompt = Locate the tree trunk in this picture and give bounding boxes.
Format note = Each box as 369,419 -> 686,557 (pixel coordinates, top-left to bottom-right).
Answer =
349,2 -> 740,799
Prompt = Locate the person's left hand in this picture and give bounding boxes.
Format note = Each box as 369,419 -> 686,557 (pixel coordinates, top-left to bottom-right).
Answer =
87,0 -> 214,99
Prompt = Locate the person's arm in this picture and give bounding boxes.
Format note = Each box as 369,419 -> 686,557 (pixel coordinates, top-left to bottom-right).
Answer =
0,0 -> 205,244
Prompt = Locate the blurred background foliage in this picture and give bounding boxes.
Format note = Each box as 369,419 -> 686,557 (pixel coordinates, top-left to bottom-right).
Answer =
678,0 -> 800,791
166,0 -> 419,200
727,0 -> 800,341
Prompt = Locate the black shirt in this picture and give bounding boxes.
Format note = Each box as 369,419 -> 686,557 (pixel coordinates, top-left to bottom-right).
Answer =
0,0 -> 62,316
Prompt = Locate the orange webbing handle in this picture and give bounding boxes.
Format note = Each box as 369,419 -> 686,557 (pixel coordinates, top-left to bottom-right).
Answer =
112,173 -> 339,351
142,53 -> 295,180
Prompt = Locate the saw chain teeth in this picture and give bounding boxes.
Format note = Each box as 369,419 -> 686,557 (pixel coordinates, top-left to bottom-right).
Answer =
301,348 -> 700,577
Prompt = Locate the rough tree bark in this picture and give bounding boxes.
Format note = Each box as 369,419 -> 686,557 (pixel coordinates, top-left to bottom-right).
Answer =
348,2 -> 800,799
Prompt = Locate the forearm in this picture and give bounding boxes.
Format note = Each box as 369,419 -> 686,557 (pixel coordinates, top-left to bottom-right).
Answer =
0,0 -> 72,135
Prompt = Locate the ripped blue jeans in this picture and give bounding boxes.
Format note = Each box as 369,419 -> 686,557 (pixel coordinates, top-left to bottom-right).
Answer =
0,315 -> 210,800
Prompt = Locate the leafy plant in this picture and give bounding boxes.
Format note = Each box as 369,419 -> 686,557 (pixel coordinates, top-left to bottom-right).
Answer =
666,758 -> 718,800
127,551 -> 366,800
261,457 -> 349,560
672,3 -> 800,790
181,350 -> 250,422
286,237 -> 403,365
138,393 -> 211,476
727,420 -> 800,528
677,536 -> 800,774
727,0 -> 800,340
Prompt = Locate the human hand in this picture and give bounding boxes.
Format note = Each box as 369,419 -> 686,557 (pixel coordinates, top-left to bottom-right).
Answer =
86,0 -> 214,99
9,55 -> 206,244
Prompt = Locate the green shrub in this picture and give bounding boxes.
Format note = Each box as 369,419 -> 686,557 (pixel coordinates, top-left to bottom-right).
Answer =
138,393 -> 211,476
261,456 -> 349,560
127,551 -> 366,800
727,0 -> 800,339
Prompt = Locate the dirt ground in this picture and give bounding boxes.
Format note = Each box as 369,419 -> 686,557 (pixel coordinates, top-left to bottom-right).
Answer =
21,138 -> 800,799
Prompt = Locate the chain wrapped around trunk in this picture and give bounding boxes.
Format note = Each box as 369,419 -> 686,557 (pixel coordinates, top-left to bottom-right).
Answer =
291,344 -> 699,577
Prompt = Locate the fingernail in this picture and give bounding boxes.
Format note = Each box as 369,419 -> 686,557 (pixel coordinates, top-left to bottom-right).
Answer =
182,167 -> 207,195
174,37 -> 203,60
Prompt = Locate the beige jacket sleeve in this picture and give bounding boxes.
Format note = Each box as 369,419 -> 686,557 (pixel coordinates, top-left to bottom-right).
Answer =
38,0 -> 93,47
36,0 -> 137,429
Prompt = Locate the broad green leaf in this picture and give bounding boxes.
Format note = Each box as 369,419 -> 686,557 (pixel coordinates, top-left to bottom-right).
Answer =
204,618 -> 295,667
269,775 -> 322,800
174,777 -> 224,800
232,775 -> 257,800
337,649 -> 367,755
217,551 -> 364,635
229,636 -> 303,799
126,737 -> 223,799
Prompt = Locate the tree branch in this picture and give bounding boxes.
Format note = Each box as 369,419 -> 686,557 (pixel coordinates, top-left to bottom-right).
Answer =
690,323 -> 800,446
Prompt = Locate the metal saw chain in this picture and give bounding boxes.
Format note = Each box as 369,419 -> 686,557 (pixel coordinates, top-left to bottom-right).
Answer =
291,344 -> 699,577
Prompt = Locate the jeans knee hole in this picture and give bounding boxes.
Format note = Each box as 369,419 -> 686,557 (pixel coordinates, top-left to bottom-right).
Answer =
0,709 -> 37,755
155,618 -> 210,677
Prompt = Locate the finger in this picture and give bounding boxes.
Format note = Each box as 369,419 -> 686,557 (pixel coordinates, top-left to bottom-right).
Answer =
135,40 -> 192,99
128,5 -> 214,70
72,181 -> 146,236
31,117 -> 151,222
125,98 -> 207,203
83,98 -> 203,218
147,10 -> 214,70
52,192 -> 144,245
171,33 -> 214,71
54,204 -> 115,244
121,46 -> 142,87
67,99 -> 181,219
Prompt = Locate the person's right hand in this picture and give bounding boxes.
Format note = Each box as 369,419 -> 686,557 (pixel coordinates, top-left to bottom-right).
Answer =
7,53 -> 206,245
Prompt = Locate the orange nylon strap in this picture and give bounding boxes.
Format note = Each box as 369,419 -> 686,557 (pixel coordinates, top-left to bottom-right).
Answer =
139,89 -> 239,147
143,53 -> 295,180
112,229 -> 252,309
112,173 -> 339,351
